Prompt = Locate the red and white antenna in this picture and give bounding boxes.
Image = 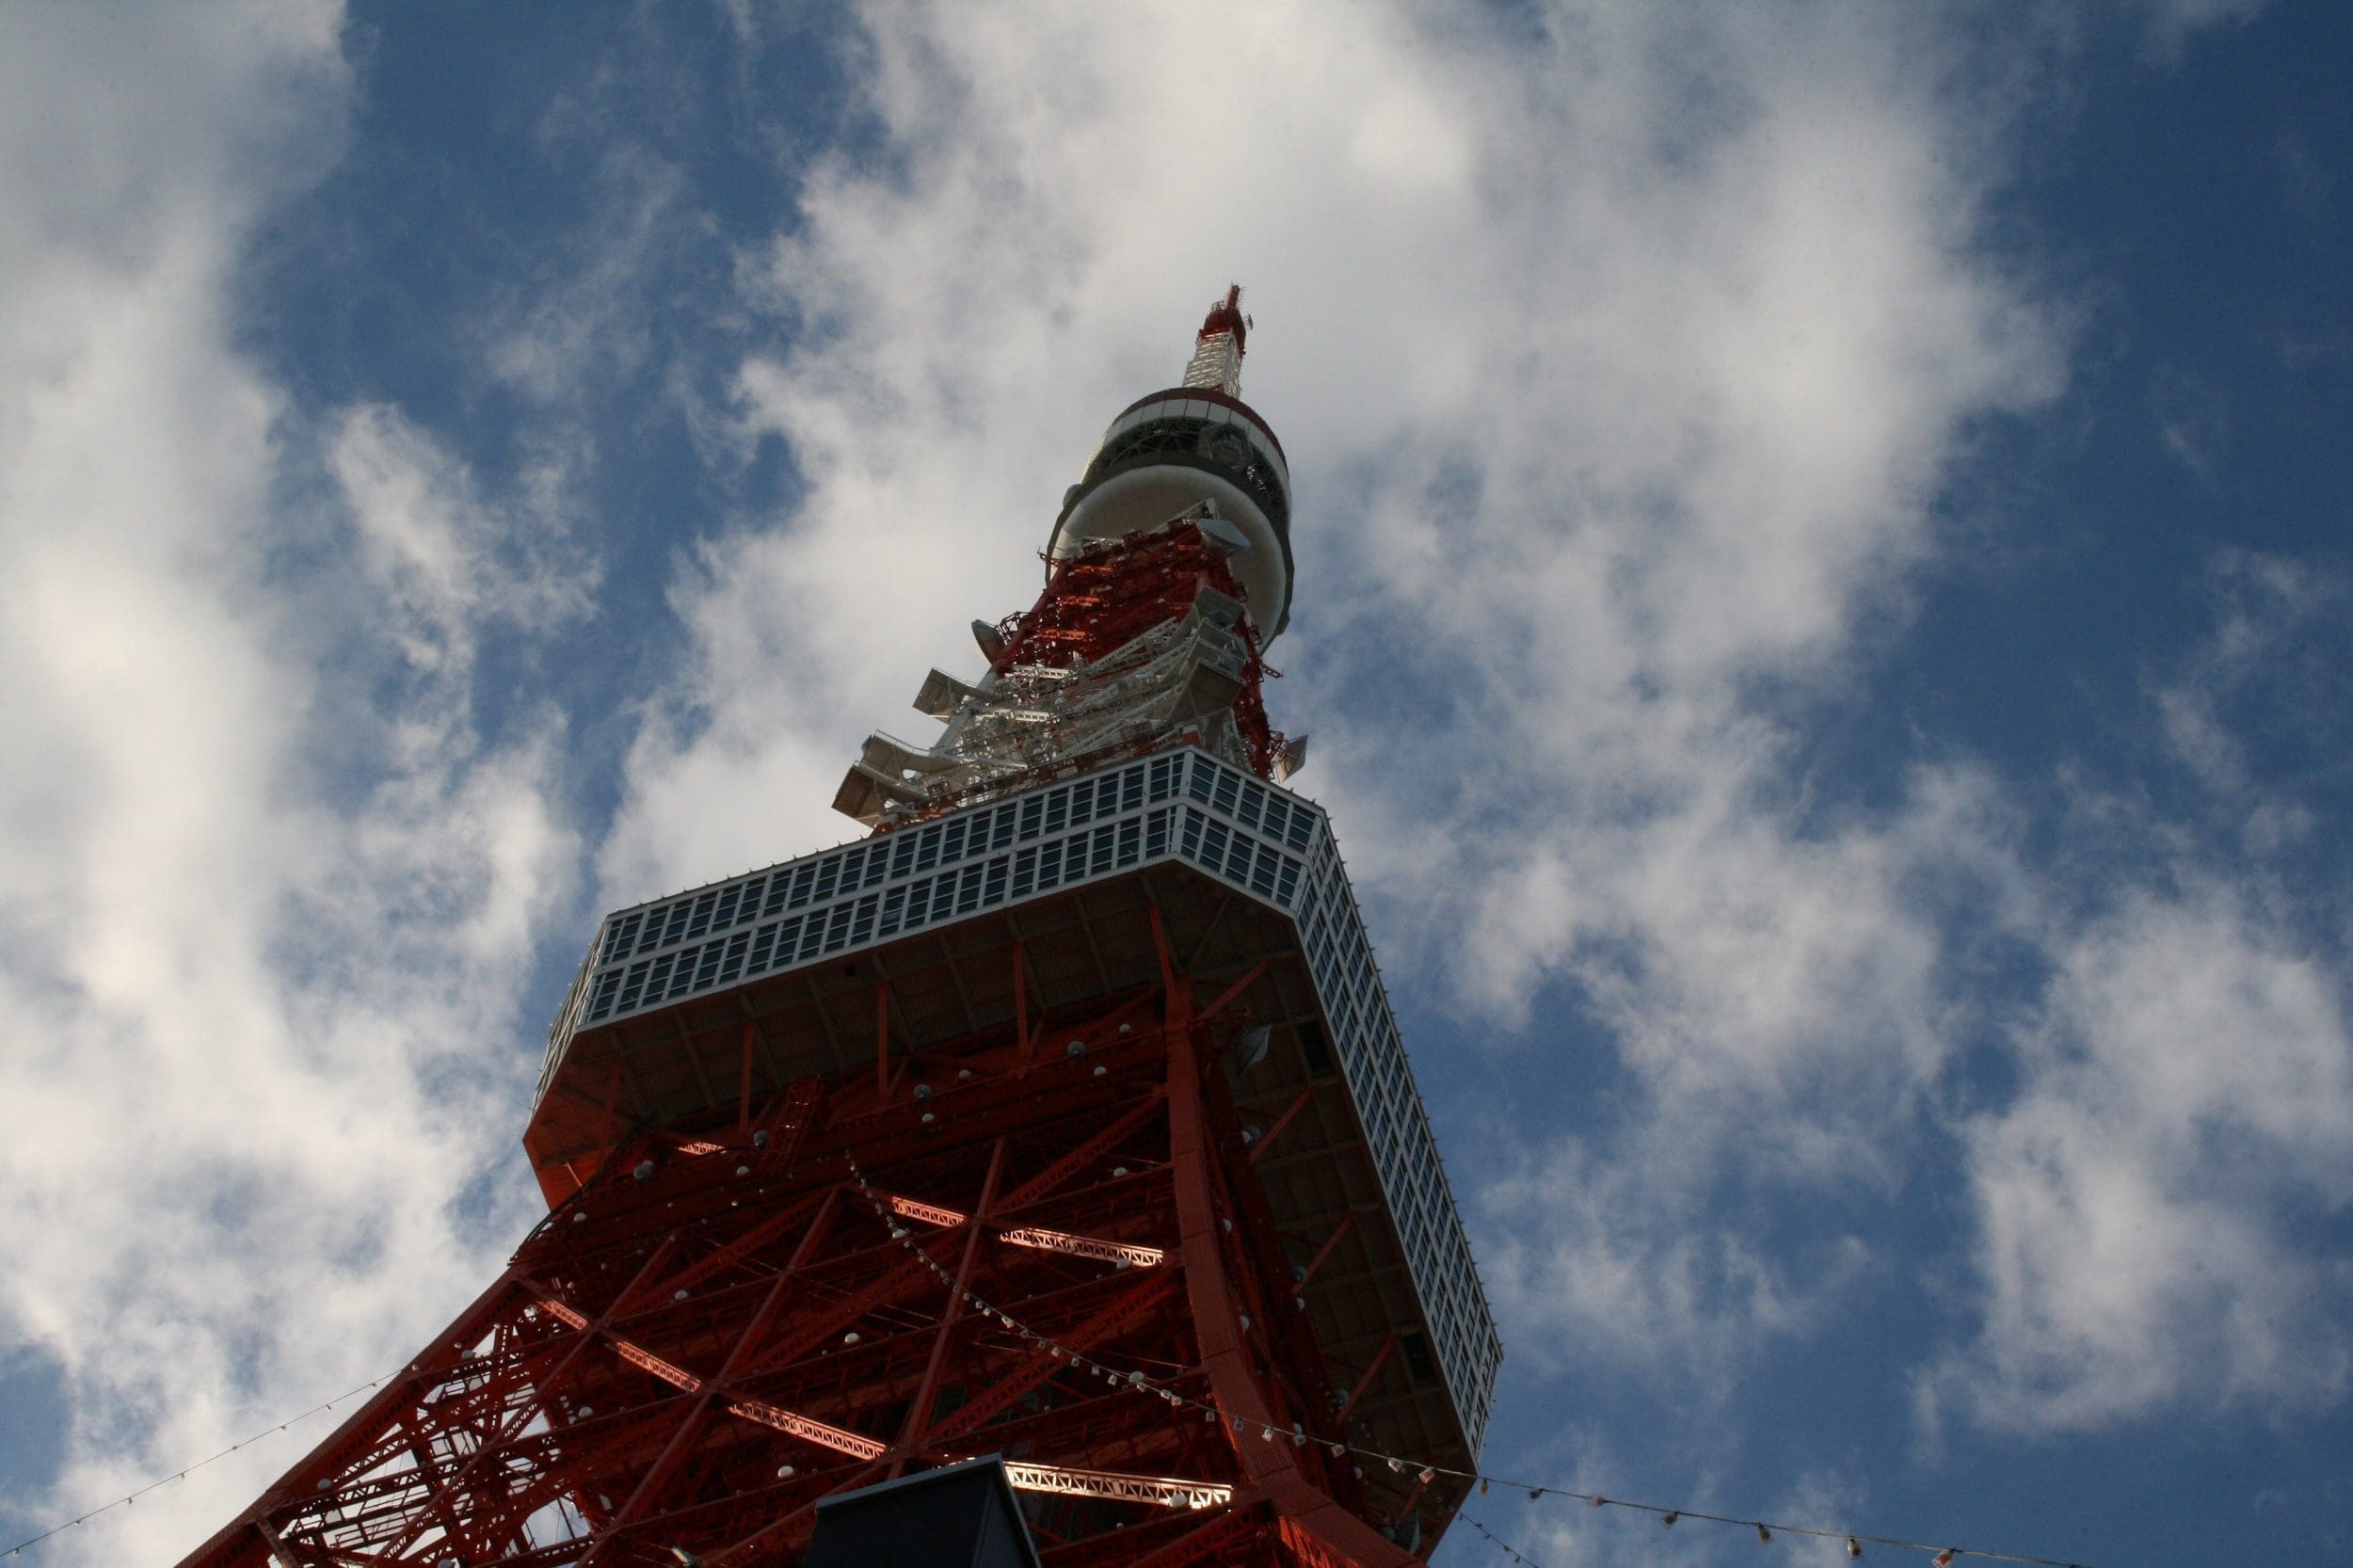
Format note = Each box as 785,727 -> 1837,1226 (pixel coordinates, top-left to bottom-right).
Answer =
1181,283 -> 1249,395
833,286 -> 1300,826
1045,285 -> 1294,638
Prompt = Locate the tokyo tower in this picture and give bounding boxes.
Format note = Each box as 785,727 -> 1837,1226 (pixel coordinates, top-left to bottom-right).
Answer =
178,288 -> 1501,1568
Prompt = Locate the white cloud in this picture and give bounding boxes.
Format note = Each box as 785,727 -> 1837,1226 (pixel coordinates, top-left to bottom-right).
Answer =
476,143 -> 697,411
601,0 -> 2065,1396
1504,1432 -> 1867,1568
2153,550 -> 2341,852
608,1 -> 2346,1446
4,8 -> 2335,1561
1482,1134 -> 1876,1386
326,403 -> 595,684
1927,877 -> 2353,1431
1467,760 -> 2041,1400
1922,556 -> 2353,1434
0,8 -> 590,1561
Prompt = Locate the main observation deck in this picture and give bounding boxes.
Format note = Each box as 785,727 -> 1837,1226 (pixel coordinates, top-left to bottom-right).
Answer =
531,747 -> 1501,1469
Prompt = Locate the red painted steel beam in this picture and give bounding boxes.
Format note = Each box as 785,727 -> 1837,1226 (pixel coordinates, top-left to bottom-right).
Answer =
1249,1086 -> 1316,1166
893,1137 -> 1007,1469
1016,936 -> 1033,1062
178,969 -> 1426,1568
927,1273 -> 1181,1445
1297,1212 -> 1355,1292
1202,960 -> 1271,1023
738,1017 -> 759,1132
1155,910 -> 1416,1568
1336,1334 -> 1397,1427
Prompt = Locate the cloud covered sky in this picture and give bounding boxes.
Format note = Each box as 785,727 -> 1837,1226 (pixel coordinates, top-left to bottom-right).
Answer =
2,2 -> 2348,1564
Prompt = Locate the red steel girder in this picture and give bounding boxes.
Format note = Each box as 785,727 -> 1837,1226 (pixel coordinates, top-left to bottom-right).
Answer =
175,971 -> 1430,1568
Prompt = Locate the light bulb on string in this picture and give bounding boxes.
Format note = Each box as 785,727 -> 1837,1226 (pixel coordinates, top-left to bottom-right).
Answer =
1756,1524 -> 1772,1544
1847,1539 -> 1863,1560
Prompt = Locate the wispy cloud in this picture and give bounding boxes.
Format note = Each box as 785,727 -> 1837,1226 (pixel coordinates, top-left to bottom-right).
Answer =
601,1 -> 2348,1451
601,0 -> 2067,1403
3,4 -> 2341,1561
1920,553 -> 2353,1434
1929,872 -> 2353,1431
0,7 -> 591,1560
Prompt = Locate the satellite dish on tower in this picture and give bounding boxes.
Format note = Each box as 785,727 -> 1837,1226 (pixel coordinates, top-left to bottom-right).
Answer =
971,619 -> 1007,664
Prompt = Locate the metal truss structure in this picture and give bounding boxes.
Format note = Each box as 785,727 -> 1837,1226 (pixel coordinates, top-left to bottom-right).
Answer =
836,516 -> 1289,828
178,929 -> 1425,1568
180,288 -> 1492,1568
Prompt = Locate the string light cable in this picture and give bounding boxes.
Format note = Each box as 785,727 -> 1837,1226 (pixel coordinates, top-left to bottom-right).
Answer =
844,1160 -> 2123,1568
10,1162 -> 2120,1568
2,1373 -> 396,1559
1456,1502 -> 2102,1568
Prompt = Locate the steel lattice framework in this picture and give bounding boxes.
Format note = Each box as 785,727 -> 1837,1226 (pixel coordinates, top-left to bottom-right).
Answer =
180,925 -> 1422,1568
836,520 -> 1289,829
178,288 -> 1496,1568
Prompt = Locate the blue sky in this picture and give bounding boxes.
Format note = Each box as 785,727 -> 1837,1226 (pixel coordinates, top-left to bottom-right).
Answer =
2,3 -> 2349,1565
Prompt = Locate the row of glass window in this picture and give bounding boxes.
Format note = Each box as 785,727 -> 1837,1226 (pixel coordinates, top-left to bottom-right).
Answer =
1185,754 -> 1317,852
1081,415 -> 1292,536
593,753 -> 1193,968
1294,845 -> 1501,1447
574,758 -> 1307,1032
585,812 -> 1176,1025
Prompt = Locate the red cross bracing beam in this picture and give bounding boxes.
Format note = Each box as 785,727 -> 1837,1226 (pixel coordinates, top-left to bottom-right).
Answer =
173,970 -> 1436,1568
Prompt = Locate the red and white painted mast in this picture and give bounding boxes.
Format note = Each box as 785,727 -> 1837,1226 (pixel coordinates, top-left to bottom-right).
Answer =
836,288 -> 1302,828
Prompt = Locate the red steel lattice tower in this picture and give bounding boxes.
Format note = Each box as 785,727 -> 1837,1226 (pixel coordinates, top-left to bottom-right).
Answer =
178,289 -> 1501,1568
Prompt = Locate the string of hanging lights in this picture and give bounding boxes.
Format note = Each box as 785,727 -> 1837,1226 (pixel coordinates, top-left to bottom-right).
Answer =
1459,1505 -> 2005,1568
6,1167 -> 2118,1568
2,1374 -> 395,1559
842,1160 -> 2119,1568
